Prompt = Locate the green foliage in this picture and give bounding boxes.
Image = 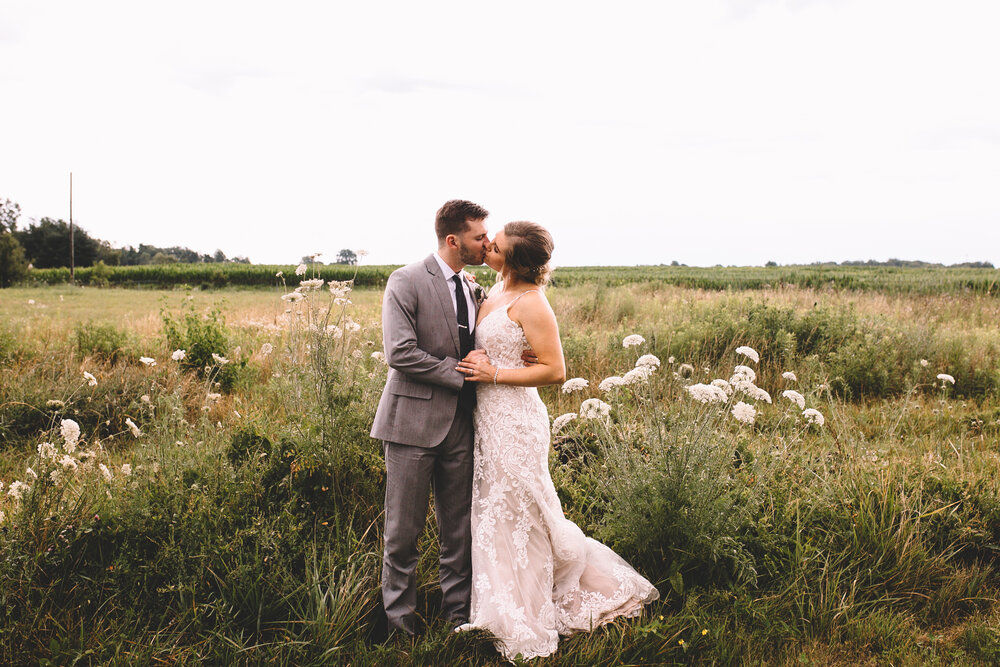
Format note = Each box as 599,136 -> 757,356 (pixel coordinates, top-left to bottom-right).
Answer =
161,304 -> 244,390
0,232 -> 29,287
74,321 -> 133,363
13,217 -> 100,269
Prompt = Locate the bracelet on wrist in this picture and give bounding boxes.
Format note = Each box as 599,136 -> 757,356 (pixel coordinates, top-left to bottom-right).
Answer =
493,368 -> 500,386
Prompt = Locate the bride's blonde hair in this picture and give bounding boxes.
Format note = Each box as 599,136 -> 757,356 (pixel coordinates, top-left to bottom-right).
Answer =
502,221 -> 553,286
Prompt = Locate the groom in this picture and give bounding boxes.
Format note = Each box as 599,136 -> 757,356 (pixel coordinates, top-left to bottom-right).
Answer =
371,199 -> 490,636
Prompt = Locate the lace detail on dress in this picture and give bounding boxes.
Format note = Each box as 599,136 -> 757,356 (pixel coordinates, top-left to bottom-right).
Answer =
468,305 -> 659,662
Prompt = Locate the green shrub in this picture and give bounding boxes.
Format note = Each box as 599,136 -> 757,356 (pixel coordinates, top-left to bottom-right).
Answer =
74,321 -> 132,363
162,304 -> 244,390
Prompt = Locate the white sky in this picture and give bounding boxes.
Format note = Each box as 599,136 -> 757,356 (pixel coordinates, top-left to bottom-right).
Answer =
2,0 -> 998,267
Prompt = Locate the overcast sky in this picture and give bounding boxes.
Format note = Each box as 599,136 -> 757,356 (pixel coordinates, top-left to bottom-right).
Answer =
2,0 -> 998,267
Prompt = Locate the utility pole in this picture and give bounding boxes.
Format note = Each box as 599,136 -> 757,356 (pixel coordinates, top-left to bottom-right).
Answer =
69,172 -> 74,285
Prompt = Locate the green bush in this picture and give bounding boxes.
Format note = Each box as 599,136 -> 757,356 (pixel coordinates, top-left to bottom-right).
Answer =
74,321 -> 133,363
162,305 -> 245,390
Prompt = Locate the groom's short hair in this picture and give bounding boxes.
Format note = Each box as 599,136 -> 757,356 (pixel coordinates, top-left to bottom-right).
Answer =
436,200 -> 489,243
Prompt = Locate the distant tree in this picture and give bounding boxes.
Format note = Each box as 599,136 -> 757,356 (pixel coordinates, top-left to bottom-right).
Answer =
231,255 -> 251,264
1,198 -> 21,233
670,260 -> 680,266
213,249 -> 227,263
13,217 -> 100,268
96,239 -> 121,266
765,260 -> 778,267
151,252 -> 179,264
0,232 -> 29,287
336,248 -> 357,265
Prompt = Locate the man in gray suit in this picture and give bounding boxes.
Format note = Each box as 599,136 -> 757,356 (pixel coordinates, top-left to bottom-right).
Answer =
371,199 -> 490,636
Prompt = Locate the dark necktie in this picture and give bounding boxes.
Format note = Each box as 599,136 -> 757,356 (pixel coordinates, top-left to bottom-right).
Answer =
452,274 -> 476,410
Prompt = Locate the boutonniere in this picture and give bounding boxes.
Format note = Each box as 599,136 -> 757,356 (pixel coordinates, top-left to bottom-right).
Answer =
464,271 -> 487,306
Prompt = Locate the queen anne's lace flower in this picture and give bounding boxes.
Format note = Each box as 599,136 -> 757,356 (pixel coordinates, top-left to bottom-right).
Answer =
171,349 -> 186,361
121,464 -> 132,476
7,480 -> 29,501
676,363 -> 694,378
781,371 -> 797,382
735,346 -> 760,363
711,379 -> 733,396
599,376 -> 626,392
579,398 -> 611,419
781,390 -> 806,409
623,366 -> 654,384
732,365 -> 756,382
125,418 -> 141,438
936,373 -> 955,385
802,408 -> 825,425
37,442 -> 58,460
139,356 -> 156,366
299,278 -> 325,290
561,378 -> 589,393
551,413 -> 577,434
61,419 -> 81,452
636,354 -> 661,369
59,454 -> 78,470
371,351 -> 386,363
919,359 -> 929,367
731,401 -> 756,424
686,383 -> 729,404
281,292 -> 305,303
212,353 -> 230,365
83,371 -> 98,387
99,464 -> 113,482
260,343 -> 273,356
622,334 -> 645,348
295,263 -> 307,276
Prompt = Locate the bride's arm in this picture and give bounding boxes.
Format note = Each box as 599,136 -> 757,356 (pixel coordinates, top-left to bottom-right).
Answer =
457,292 -> 566,387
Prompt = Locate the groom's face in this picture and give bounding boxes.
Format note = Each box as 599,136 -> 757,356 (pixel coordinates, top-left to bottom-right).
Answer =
455,218 -> 489,266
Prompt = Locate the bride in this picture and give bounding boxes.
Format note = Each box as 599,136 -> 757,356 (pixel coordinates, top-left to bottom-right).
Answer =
455,221 -> 658,661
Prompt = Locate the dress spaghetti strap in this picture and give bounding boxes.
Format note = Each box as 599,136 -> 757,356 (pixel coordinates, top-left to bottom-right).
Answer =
504,289 -> 539,310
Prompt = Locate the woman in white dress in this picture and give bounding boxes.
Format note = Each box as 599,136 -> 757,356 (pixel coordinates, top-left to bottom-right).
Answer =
455,221 -> 658,661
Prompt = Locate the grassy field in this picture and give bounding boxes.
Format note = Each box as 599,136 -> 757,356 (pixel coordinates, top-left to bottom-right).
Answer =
1,273 -> 999,665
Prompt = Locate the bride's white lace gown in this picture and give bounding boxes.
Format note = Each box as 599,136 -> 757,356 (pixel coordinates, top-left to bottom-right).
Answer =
468,295 -> 659,661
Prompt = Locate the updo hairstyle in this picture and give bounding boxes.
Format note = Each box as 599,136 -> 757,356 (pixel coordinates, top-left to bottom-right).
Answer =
502,221 -> 553,286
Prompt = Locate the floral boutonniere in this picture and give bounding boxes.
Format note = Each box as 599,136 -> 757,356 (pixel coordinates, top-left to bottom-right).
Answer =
464,271 -> 487,307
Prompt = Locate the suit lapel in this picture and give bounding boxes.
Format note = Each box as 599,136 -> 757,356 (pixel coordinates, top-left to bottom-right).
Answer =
424,255 -> 462,356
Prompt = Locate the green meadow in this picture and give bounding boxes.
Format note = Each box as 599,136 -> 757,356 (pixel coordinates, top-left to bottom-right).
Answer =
1,265 -> 999,665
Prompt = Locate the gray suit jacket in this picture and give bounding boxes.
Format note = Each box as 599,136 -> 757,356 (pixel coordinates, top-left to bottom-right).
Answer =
370,254 -> 479,447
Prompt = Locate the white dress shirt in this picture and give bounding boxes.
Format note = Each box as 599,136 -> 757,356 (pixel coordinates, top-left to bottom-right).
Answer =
434,252 -> 477,333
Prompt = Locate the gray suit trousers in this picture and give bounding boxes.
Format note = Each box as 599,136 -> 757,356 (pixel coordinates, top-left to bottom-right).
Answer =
381,407 -> 474,634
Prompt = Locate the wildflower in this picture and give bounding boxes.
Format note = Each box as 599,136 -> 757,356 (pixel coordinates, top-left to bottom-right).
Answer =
371,351 -> 386,363
580,398 -> 611,419
667,356 -> 676,364
334,297 -> 352,306
206,393 -> 222,401
281,291 -> 305,303
140,395 -> 151,404
0,511 -> 4,523
125,418 -> 141,438
327,324 -> 343,339
37,442 -> 58,459
28,299 -> 35,305
83,371 -> 98,386
356,249 -> 370,258
171,349 -> 186,361
736,382 -> 772,403
599,376 -> 626,392
676,363 -> 694,378
295,263 -> 307,276
99,464 -> 113,482
260,343 -> 273,356
622,334 -> 645,348
299,278 -> 325,290
736,345 -> 760,363
50,469 -> 62,484
212,353 -> 230,365
686,383 -> 728,404
702,629 -> 708,636
937,373 -> 955,385
561,378 -> 589,393
731,401 -> 756,425
59,454 -> 78,470
920,359 -> 929,367
61,419 -> 81,452
47,399 -> 65,409
7,480 -> 29,501
329,280 -> 353,298
782,390 -> 806,409
636,354 -> 661,369
552,412 -> 577,434
624,366 -> 655,384
732,365 -> 756,382
352,349 -> 363,359
25,467 -> 38,480
275,270 -> 283,278
711,379 -> 733,395
802,408 -> 825,426
679,639 -> 685,646
781,371 -> 797,382
120,464 -> 132,476
139,356 -> 156,366
344,318 -> 361,333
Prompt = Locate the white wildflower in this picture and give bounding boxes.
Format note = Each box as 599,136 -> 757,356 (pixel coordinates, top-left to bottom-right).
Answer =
599,376 -> 627,392
686,383 -> 729,404
206,393 -> 222,402
667,356 -> 676,364
636,354 -> 661,369
211,353 -> 230,365
125,418 -> 141,438
120,464 -> 132,476
7,480 -> 29,501
83,371 -> 98,387
49,469 -> 61,484
936,373 -> 955,385
99,464 -> 113,482
732,365 -> 756,382
46,399 -> 65,409
731,401 -> 756,425
711,379 -> 733,396
61,419 -> 81,452
334,297 -> 352,306
802,408 -> 825,426
735,346 -> 760,363
741,383 -> 772,404
622,334 -> 645,348
579,398 -> 611,419
59,454 -> 78,470
171,349 -> 186,361
28,299 -> 35,305
919,359 -> 929,367
352,349 -> 363,359
281,292 -> 305,303
25,467 -> 38,480
295,263 -> 307,276
0,510 -> 4,523
299,278 -> 325,290
37,442 -> 58,460
676,363 -> 694,378
371,351 -> 386,363
624,366 -> 655,384
329,280 -> 353,298
327,324 -> 343,339
260,343 -> 273,356
356,249 -> 369,258
344,318 -> 361,333
561,378 -> 589,393
552,412 -> 577,434
781,390 -> 805,409
275,270 -> 283,278
140,395 -> 151,404
139,356 -> 157,367
781,371 -> 797,382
